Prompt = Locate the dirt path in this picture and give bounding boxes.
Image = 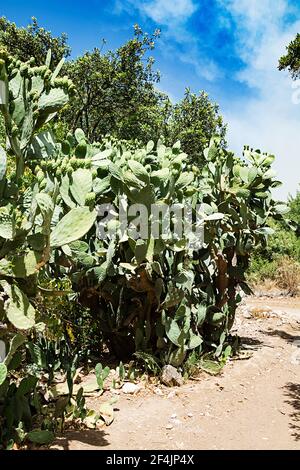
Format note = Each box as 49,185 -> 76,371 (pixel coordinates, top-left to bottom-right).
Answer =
53,298 -> 300,450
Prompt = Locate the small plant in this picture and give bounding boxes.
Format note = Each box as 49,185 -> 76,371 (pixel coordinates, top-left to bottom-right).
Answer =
118,361 -> 126,383
134,351 -> 161,376
95,363 -> 110,391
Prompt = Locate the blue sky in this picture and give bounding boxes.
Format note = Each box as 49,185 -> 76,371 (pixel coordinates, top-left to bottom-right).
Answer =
1,0 -> 300,199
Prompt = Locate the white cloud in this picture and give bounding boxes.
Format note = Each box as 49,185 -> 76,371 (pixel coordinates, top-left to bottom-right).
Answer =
218,0 -> 300,200
115,0 -> 221,81
142,0 -> 198,25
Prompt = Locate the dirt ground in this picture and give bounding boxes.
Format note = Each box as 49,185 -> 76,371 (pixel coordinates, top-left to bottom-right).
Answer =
52,297 -> 300,450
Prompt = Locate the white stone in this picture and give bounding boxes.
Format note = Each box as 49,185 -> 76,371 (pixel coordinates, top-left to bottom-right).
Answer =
122,382 -> 140,394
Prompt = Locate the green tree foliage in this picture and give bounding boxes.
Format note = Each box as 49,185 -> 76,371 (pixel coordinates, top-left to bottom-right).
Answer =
278,33 -> 300,79
166,88 -> 226,166
0,16 -> 70,67
0,18 -> 226,164
62,25 -> 170,143
249,192 -> 300,286
288,190 -> 300,228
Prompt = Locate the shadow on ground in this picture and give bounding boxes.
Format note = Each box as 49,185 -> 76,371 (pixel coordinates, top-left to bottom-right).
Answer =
261,329 -> 300,344
283,382 -> 300,441
52,429 -> 110,450
239,336 -> 264,350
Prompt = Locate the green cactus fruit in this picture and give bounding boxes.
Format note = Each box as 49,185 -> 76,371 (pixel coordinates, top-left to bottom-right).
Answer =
68,85 -> 76,95
44,70 -> 52,80
37,170 -> 45,183
70,157 -> 79,169
52,160 -> 59,170
45,160 -> 52,171
77,159 -> 86,169
85,159 -> 92,169
85,192 -> 96,205
56,168 -> 62,177
29,57 -> 35,65
75,142 -> 87,159
185,187 -> 196,197
67,165 -> 73,175
19,64 -> 28,76
39,178 -> 47,190
60,162 -> 67,174
92,169 -> 98,179
11,125 -> 18,137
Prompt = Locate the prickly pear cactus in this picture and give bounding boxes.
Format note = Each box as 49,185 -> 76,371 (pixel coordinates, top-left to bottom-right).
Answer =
0,52 -> 97,412
0,47 -> 75,179
45,132 -> 286,364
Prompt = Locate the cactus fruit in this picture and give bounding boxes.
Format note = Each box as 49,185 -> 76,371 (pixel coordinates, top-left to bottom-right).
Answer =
85,192 -> 96,205
36,170 -> 45,183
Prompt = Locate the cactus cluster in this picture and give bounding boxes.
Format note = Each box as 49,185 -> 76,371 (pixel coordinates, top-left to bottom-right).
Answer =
0,51 -> 99,447
35,129 -> 285,363
0,51 -> 287,393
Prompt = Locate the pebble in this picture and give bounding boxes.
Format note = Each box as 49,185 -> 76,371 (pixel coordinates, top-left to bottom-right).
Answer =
122,382 -> 140,394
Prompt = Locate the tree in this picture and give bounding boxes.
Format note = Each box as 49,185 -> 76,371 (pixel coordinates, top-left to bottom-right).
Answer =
0,17 -> 226,161
289,190 -> 300,230
278,33 -> 300,79
0,16 -> 70,67
62,26 -> 171,143
166,88 -> 226,165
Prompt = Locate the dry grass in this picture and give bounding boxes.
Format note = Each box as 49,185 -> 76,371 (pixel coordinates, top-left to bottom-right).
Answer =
276,256 -> 300,296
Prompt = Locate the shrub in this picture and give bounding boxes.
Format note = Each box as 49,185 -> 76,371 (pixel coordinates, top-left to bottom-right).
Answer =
276,256 -> 300,296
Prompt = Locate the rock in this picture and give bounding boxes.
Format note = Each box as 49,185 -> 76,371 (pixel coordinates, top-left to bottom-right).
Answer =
167,390 -> 177,399
122,382 -> 140,394
160,365 -> 183,387
166,424 -> 173,430
154,387 -> 163,396
187,412 -> 193,418
170,413 -> 177,419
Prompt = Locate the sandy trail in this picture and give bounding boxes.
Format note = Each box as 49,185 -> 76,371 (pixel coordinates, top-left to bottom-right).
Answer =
52,297 -> 300,450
